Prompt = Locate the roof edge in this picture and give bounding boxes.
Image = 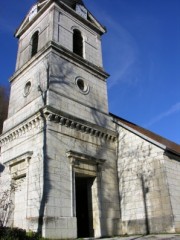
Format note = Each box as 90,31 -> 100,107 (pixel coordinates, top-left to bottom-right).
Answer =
110,113 -> 180,156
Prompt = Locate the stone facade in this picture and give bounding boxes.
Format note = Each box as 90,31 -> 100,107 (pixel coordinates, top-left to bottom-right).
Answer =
116,124 -> 174,234
164,153 -> 180,232
0,0 -> 180,239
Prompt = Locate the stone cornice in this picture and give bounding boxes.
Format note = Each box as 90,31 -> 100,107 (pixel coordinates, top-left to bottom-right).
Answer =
44,107 -> 117,143
6,151 -> 33,167
0,113 -> 43,146
51,41 -> 109,79
66,150 -> 106,165
10,41 -> 109,83
0,107 -> 117,147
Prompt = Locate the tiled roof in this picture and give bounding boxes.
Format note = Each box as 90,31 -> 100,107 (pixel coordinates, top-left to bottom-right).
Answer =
110,113 -> 180,156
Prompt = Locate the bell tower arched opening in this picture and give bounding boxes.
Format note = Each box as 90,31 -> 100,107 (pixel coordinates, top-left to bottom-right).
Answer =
31,31 -> 39,57
73,29 -> 83,57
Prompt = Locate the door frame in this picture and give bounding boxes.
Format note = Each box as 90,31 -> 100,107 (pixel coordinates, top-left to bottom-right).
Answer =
66,150 -> 106,238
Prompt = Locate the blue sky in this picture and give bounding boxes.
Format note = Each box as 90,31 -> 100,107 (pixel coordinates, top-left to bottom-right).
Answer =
0,0 -> 180,144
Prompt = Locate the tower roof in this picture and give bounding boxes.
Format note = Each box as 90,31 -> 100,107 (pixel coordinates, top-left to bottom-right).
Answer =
15,0 -> 106,38
38,0 -> 85,8
58,0 -> 85,8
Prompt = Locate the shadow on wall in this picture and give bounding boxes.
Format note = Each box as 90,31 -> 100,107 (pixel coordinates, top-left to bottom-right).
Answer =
36,58 -> 74,236
118,130 -> 156,235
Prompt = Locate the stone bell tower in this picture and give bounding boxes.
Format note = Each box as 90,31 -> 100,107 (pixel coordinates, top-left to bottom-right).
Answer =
0,0 -> 121,238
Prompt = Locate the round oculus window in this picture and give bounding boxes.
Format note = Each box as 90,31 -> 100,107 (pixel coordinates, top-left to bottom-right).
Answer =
24,81 -> 31,97
76,78 -> 89,94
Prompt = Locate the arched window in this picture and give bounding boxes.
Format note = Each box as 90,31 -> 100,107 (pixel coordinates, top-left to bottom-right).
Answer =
31,31 -> 39,57
73,29 -> 83,57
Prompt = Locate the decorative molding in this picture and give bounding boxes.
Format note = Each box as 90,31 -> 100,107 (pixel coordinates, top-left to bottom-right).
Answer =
44,109 -> 117,143
0,108 -> 117,146
7,151 -> 33,167
66,150 -> 106,174
0,114 -> 43,146
5,151 -> 33,179
66,150 -> 106,166
10,41 -> 109,84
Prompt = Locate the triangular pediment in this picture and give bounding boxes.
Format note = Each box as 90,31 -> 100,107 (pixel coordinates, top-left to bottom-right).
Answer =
87,11 -> 106,33
59,0 -> 106,33
15,0 -> 51,38
16,0 -> 106,38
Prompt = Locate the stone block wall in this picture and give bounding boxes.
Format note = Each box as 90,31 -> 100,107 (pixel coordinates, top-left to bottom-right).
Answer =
0,115 -> 44,232
6,54 -> 49,128
41,116 -> 120,238
0,107 -> 121,238
16,5 -> 52,70
117,126 -> 175,234
47,52 -> 111,129
53,6 -> 103,67
164,153 -> 180,232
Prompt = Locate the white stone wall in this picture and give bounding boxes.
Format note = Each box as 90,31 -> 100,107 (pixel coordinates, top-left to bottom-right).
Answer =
47,52 -> 111,129
0,166 -> 12,227
5,54 -> 49,131
0,119 -> 44,232
16,6 -> 52,70
117,126 -> 174,234
16,2 -> 103,71
164,153 -> 180,232
0,109 -> 120,238
41,118 -> 120,238
53,6 -> 103,67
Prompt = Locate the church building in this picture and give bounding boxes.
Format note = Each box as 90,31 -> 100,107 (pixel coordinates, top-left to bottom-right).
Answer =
0,0 -> 180,239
